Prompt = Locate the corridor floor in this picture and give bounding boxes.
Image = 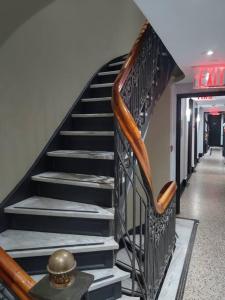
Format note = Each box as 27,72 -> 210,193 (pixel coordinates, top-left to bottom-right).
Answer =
181,148 -> 225,300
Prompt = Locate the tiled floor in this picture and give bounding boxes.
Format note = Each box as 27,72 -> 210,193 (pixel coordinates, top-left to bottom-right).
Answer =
180,148 -> 225,300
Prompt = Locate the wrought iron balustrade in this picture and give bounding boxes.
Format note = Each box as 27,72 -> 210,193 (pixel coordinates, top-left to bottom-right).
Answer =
112,22 -> 183,299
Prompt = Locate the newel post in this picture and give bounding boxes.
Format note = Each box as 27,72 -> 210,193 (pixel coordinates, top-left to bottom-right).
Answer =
29,249 -> 94,300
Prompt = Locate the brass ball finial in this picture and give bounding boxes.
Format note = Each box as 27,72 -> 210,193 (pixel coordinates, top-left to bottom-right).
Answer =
47,249 -> 76,289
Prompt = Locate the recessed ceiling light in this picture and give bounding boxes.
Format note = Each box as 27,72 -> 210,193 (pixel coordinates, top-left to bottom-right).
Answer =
206,50 -> 214,56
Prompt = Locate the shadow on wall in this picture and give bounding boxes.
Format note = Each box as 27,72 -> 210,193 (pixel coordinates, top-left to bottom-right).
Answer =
0,0 -> 144,202
126,82 -> 172,229
0,0 -> 55,47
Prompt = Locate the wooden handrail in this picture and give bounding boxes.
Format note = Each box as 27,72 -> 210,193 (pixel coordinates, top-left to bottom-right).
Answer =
0,247 -> 35,299
0,270 -> 31,300
112,22 -> 177,214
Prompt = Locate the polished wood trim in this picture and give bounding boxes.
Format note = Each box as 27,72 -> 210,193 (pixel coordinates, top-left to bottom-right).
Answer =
0,270 -> 31,300
0,247 -> 35,297
112,22 -> 177,214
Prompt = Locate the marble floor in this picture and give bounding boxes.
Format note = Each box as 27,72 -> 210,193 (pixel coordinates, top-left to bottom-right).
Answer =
159,218 -> 196,300
180,148 -> 225,300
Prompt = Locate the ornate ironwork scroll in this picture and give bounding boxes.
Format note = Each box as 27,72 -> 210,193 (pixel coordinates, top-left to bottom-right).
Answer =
114,24 -> 178,300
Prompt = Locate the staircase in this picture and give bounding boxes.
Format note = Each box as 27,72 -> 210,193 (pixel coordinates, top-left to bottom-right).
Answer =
0,20 -> 184,299
0,55 -> 138,300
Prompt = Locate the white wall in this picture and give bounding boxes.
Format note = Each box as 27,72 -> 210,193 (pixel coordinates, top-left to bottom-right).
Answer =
197,108 -> 204,155
180,99 -> 189,183
191,101 -> 197,168
221,114 -> 224,145
0,0 -> 144,202
145,82 -> 172,197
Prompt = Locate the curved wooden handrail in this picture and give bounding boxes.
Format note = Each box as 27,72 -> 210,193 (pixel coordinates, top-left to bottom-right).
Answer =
0,270 -> 31,300
112,22 -> 177,214
0,247 -> 35,299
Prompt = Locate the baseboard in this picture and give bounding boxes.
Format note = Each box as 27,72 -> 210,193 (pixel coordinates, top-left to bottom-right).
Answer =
175,219 -> 199,300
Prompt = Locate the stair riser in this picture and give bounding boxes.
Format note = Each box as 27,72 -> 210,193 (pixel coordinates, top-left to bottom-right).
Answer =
48,157 -> 114,177
88,87 -> 112,98
80,101 -> 112,113
72,117 -> 114,131
15,250 -> 114,275
60,135 -> 114,151
34,182 -> 113,207
108,64 -> 124,71
8,215 -> 113,237
87,282 -> 121,300
93,74 -> 118,84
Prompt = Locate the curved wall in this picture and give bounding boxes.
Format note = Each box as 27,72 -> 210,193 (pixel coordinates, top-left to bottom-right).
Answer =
0,0 -> 144,202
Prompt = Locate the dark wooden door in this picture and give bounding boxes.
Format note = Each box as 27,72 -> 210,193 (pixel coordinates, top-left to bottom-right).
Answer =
208,114 -> 221,147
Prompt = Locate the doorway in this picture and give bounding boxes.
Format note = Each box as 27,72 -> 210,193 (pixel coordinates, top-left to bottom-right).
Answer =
176,91 -> 225,214
208,114 -> 222,147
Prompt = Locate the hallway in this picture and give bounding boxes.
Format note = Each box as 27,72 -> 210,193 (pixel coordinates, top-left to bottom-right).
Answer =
181,148 -> 225,299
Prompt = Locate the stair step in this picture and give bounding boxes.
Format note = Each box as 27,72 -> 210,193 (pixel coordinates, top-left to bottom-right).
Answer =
119,296 -> 140,300
122,278 -> 141,297
0,230 -> 118,258
32,267 -> 129,292
32,172 -> 114,190
87,267 -> 128,292
109,61 -> 125,67
5,196 -> 114,220
60,130 -> 114,136
47,150 -> 114,160
90,83 -> 114,88
72,113 -> 113,118
98,70 -> 120,76
116,248 -> 141,274
81,97 -> 111,102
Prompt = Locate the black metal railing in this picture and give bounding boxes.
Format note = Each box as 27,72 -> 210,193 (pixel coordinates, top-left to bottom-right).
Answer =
113,23 -> 181,299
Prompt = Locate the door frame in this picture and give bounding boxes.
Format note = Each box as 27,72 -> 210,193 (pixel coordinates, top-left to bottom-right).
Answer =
176,90 -> 225,214
194,107 -> 198,165
187,99 -> 193,179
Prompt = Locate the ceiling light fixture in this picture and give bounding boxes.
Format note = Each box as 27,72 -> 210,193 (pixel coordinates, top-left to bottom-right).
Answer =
206,50 -> 214,56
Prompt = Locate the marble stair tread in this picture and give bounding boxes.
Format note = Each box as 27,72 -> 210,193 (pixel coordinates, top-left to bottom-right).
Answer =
86,267 -> 129,292
81,97 -> 111,102
31,172 -> 114,190
47,150 -> 114,160
119,296 -> 140,300
109,61 -> 125,67
116,248 -> 142,274
98,70 -> 120,76
122,278 -> 141,296
60,130 -> 114,136
90,83 -> 114,88
4,196 -> 114,220
72,113 -> 113,118
32,267 -> 129,292
0,230 -> 118,258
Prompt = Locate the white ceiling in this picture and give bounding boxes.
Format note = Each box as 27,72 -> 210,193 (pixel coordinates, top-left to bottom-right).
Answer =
134,0 -> 225,83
